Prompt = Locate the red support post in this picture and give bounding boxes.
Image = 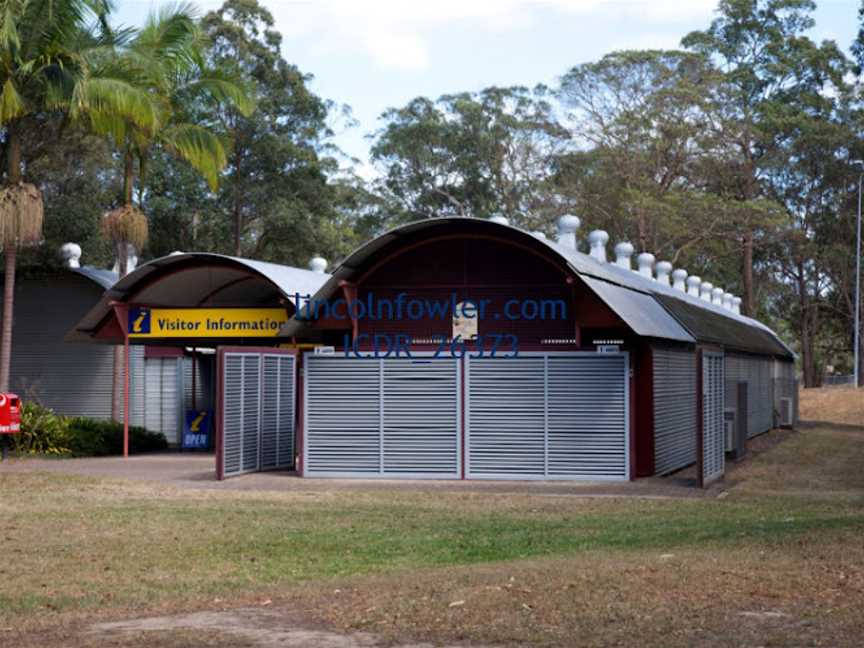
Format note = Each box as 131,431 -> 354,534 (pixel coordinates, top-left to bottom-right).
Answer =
109,301 -> 131,459
124,326 -> 130,458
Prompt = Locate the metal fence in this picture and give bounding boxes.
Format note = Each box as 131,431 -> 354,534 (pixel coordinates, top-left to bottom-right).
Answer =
823,374 -> 855,387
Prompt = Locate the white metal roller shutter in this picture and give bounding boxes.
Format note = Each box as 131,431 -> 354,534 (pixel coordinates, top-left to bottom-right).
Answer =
305,357 -> 382,475
466,353 -> 629,481
466,356 -> 545,478
547,355 -> 628,479
304,355 -> 460,478
701,351 -> 725,485
383,358 -> 460,477
143,357 -> 180,444
260,354 -> 295,471
653,348 -> 697,475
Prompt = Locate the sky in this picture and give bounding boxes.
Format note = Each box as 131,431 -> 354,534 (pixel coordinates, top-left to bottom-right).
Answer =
116,0 -> 860,177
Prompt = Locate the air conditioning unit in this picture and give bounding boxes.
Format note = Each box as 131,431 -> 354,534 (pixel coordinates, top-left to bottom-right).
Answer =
779,397 -> 794,427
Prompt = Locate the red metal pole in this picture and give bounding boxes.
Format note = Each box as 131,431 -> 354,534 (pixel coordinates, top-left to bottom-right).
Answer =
191,348 -> 197,410
124,329 -> 130,458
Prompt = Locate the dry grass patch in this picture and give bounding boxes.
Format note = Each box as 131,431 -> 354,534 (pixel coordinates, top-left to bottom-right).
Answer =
799,387 -> 863,427
292,530 -> 864,647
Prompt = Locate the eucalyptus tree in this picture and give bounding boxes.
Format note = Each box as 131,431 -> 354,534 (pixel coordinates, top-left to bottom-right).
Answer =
682,0 -> 849,316
0,0 -> 156,391
372,85 -> 567,229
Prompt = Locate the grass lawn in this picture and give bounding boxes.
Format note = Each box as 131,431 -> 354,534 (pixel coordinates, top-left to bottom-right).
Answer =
0,388 -> 862,646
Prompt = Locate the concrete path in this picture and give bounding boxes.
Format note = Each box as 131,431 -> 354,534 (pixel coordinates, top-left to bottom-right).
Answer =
0,451 -> 709,498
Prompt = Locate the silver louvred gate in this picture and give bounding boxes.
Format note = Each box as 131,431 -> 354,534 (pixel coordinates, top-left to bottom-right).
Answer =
466,353 -> 629,480
219,350 -> 296,479
653,347 -> 697,475
304,355 -> 460,478
700,350 -> 725,486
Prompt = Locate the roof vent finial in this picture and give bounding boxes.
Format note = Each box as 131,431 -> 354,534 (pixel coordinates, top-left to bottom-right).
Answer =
613,241 -> 634,269
60,242 -> 81,269
712,287 -> 725,306
587,229 -> 609,263
636,252 -> 655,278
732,296 -> 742,315
723,292 -> 734,311
686,275 -> 701,297
655,261 -> 672,286
309,255 -> 328,273
556,214 -> 581,250
672,268 -> 688,292
700,281 -> 714,302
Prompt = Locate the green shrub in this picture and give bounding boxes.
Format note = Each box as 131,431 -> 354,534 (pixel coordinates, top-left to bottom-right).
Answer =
66,417 -> 168,456
5,402 -> 167,457
8,402 -> 74,456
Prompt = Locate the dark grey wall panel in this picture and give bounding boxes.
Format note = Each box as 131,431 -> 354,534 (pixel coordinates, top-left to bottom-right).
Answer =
3,274 -> 144,422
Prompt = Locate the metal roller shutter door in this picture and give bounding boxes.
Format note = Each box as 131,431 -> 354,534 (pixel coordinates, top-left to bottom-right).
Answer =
653,348 -> 697,475
547,355 -> 628,479
466,353 -> 629,480
144,357 -> 181,444
304,355 -> 460,478
701,351 -> 725,485
465,356 -> 545,477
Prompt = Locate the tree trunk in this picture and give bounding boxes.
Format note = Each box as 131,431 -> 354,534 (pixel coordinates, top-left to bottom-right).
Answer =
232,145 -> 242,256
741,232 -> 755,317
0,245 -> 17,392
123,150 -> 134,206
110,243 -> 129,422
0,123 -> 22,393
110,153 -> 133,422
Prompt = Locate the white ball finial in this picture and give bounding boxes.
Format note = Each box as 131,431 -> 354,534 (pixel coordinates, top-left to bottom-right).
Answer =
636,252 -> 655,278
587,230 -> 609,263
60,243 -> 82,269
655,260 -> 673,285
613,241 -> 634,269
556,214 -> 581,249
686,275 -> 702,297
672,268 -> 688,292
309,255 -> 328,273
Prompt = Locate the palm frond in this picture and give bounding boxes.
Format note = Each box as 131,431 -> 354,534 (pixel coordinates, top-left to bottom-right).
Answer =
72,76 -> 159,134
160,122 -> 228,190
189,72 -> 257,118
0,78 -> 26,123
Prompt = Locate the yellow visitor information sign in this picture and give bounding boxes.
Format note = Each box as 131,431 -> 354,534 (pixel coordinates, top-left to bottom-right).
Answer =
127,307 -> 288,338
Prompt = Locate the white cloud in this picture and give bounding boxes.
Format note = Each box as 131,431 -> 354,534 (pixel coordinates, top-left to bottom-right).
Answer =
266,0 -> 718,71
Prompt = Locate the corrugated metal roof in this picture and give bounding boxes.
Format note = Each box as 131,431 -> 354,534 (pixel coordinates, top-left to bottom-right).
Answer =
581,277 -> 694,343
71,266 -> 118,289
282,217 -> 794,358
68,252 -> 331,342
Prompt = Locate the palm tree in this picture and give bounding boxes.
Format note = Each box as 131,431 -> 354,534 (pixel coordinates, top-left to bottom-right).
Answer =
0,0 -> 157,391
90,5 -> 254,420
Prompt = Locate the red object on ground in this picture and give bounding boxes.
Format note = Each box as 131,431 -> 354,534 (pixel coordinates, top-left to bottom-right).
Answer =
0,392 -> 21,434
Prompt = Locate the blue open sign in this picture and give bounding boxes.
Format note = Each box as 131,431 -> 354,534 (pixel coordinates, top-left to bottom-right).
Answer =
182,410 -> 212,449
